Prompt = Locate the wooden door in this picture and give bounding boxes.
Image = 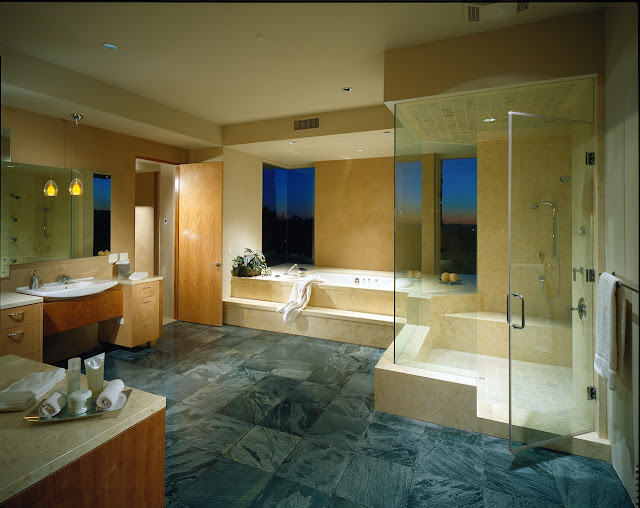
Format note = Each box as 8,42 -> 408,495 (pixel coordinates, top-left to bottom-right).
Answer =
176,162 -> 223,325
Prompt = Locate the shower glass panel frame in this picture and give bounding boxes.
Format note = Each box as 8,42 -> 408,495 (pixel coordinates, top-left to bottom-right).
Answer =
508,111 -> 595,452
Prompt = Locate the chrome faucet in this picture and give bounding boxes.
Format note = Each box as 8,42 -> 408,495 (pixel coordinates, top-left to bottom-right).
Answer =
59,274 -> 71,284
284,264 -> 299,275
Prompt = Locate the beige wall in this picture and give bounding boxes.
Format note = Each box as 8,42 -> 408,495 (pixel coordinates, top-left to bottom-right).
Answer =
477,134 -> 574,321
604,3 -> 639,505
222,148 -> 263,300
384,11 -> 604,103
315,157 -> 394,271
421,154 -> 437,275
134,172 -> 157,274
224,106 -> 393,146
158,163 -> 176,318
0,105 -> 188,291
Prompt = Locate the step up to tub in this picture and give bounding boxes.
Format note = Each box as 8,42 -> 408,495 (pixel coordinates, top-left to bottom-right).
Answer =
223,297 -> 394,349
436,311 -> 571,366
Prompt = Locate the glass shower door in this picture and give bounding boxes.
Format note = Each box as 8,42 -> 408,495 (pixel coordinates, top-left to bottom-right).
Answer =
508,111 -> 595,451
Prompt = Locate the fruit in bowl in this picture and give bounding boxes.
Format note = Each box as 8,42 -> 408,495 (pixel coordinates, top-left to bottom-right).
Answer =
449,273 -> 459,282
441,272 -> 450,282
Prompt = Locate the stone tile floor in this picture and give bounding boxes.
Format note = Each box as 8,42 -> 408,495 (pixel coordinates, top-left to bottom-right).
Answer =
63,321 -> 634,508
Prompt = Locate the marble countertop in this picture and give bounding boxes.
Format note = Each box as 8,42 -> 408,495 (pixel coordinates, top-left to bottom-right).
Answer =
0,292 -> 43,311
0,355 -> 166,503
115,275 -> 163,285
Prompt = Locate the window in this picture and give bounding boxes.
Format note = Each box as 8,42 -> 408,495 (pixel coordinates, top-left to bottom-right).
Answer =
93,173 -> 111,255
262,165 -> 314,266
439,158 -> 477,275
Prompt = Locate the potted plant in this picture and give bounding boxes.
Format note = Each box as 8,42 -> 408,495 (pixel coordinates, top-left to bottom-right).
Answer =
231,248 -> 271,277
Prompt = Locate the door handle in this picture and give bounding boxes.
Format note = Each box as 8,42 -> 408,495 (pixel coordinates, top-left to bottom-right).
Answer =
210,262 -> 221,267
511,292 -> 525,330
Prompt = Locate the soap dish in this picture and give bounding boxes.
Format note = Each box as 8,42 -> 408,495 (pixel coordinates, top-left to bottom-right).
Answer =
22,389 -> 132,424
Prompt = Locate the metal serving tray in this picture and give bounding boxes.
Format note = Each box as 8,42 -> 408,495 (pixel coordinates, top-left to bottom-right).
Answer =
21,389 -> 131,424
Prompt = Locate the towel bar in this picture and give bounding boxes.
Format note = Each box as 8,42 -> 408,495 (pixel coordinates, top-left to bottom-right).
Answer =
599,271 -> 639,294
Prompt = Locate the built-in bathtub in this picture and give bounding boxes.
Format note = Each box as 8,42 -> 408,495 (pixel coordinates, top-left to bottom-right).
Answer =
223,266 -> 398,348
310,271 -> 412,290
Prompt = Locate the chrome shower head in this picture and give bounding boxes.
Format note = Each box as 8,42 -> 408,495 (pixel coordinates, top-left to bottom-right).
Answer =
560,176 -> 572,183
531,201 -> 557,212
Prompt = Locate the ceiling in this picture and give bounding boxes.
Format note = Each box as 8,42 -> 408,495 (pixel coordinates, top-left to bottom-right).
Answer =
0,2 -> 604,165
398,80 -> 583,145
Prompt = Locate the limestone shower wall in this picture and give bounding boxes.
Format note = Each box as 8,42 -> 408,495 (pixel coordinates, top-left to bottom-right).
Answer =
477,135 -> 573,321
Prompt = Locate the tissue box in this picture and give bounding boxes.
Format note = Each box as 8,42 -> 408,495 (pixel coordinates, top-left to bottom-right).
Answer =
116,260 -> 131,278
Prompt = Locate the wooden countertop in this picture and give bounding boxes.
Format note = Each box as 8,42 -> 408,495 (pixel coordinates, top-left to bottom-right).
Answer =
0,355 -> 165,503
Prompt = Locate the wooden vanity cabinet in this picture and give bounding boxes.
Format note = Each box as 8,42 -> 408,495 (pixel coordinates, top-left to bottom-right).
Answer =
0,304 -> 43,361
99,280 -> 163,348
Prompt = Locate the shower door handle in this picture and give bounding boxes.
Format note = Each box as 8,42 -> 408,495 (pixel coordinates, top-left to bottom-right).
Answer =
510,292 -> 525,330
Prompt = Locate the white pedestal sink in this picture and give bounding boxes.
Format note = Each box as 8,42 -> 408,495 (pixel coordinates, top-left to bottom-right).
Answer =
17,278 -> 118,300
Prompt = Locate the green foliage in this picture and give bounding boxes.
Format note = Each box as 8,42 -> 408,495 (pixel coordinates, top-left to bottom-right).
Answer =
231,248 -> 271,277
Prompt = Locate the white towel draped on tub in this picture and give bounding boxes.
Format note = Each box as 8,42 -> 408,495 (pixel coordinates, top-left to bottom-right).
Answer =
594,272 -> 627,390
277,278 -> 325,325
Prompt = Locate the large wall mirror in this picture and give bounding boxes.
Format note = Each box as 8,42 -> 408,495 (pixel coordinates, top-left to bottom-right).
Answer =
1,161 -> 111,265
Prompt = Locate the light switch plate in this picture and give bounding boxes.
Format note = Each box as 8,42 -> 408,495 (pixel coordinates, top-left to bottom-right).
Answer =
120,252 -> 128,260
108,253 -> 118,263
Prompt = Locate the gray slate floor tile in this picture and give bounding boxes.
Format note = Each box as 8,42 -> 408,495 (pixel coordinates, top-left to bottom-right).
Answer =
335,453 -> 412,508
178,458 -> 270,508
248,476 -> 331,508
276,439 -> 353,494
226,425 -> 301,473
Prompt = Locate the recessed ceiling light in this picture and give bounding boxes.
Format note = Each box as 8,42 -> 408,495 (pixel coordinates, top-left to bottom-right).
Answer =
103,42 -> 118,50
382,131 -> 391,134
483,117 -> 497,123
356,149 -> 363,152
288,141 -> 295,144
257,33 -> 264,41
342,87 -> 352,92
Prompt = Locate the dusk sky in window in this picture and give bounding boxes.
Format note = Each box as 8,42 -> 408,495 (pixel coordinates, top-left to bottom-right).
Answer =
441,158 -> 477,225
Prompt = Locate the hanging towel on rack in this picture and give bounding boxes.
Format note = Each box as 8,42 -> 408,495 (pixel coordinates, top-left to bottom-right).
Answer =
276,277 -> 325,325
594,272 -> 626,390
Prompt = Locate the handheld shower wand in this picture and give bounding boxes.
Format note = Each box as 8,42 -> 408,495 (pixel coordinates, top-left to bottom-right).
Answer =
530,201 -> 558,259
531,201 -> 560,304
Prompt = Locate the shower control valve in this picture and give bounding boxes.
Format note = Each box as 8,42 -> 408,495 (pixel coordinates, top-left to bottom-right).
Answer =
566,298 -> 587,321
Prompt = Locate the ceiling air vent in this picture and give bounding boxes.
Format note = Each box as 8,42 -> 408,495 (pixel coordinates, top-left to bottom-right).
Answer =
294,118 -> 319,130
463,2 -> 531,23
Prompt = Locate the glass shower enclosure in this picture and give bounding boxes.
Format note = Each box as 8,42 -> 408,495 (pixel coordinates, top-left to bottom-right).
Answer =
508,111 -> 596,450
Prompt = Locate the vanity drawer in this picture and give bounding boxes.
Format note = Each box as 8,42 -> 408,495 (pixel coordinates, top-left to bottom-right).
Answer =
134,294 -> 159,322
133,318 -> 159,344
1,322 -> 41,356
133,281 -> 160,300
1,304 -> 41,329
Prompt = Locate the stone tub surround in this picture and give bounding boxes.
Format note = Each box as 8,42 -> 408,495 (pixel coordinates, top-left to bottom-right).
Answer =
0,354 -> 166,503
230,271 -> 394,316
223,297 -> 393,349
226,267 -> 397,348
0,292 -> 43,311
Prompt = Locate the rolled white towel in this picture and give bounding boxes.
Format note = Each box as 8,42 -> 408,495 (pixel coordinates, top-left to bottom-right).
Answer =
38,390 -> 67,418
96,379 -> 125,410
1,368 -> 65,401
0,391 -> 36,412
